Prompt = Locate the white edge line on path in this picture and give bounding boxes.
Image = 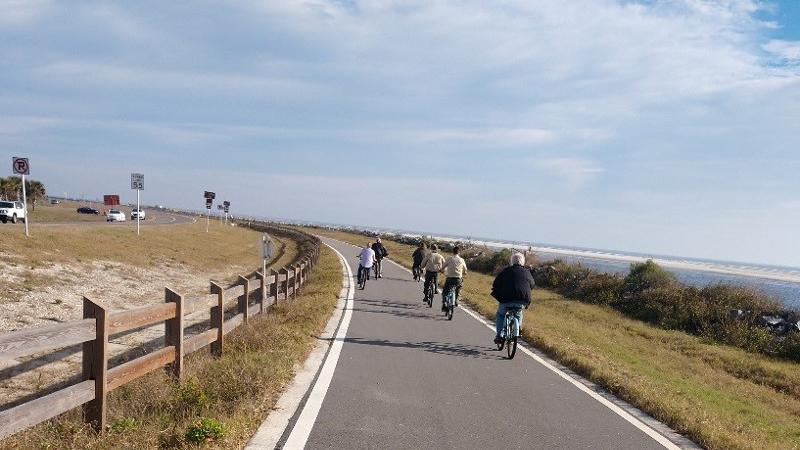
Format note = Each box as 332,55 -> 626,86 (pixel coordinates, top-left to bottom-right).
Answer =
246,242 -> 354,450
374,249 -> 683,450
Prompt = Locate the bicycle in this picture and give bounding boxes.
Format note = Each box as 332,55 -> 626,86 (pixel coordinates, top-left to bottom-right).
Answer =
423,276 -> 435,308
357,265 -> 370,289
412,265 -> 422,282
443,288 -> 456,320
496,306 -> 523,359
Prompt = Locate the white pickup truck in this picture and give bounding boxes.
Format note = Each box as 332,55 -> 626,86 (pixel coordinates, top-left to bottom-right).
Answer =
0,201 -> 26,224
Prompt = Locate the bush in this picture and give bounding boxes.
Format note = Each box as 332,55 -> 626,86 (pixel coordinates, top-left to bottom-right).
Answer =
622,260 -> 676,296
467,248 -> 512,275
185,417 -> 227,445
575,273 -> 624,305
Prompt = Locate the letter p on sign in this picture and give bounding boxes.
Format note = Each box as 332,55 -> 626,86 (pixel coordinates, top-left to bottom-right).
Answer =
12,157 -> 30,175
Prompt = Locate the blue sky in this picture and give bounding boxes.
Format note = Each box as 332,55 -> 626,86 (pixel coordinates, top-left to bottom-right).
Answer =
1,0 -> 799,267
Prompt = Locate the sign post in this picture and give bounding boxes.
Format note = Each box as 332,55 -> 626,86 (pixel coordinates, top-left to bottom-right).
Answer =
204,191 -> 216,233
130,173 -> 144,236
12,157 -> 30,237
223,201 -> 230,224
261,233 -> 274,263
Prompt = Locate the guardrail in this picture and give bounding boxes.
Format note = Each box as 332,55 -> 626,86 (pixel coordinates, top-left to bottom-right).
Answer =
0,224 -> 322,439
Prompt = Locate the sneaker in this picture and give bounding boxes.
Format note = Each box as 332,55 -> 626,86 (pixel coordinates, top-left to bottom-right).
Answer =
494,336 -> 504,345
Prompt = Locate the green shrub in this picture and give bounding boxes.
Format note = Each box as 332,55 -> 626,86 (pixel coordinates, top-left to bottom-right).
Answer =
173,377 -> 210,414
622,259 -> 676,296
575,273 -> 624,305
108,418 -> 137,433
185,417 -> 227,445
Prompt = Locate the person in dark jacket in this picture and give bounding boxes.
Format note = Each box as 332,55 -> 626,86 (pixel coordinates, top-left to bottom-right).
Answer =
411,243 -> 428,282
491,252 -> 535,344
371,238 -> 389,278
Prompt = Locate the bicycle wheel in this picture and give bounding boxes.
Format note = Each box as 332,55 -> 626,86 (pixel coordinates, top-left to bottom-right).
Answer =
446,304 -> 453,320
507,320 -> 518,359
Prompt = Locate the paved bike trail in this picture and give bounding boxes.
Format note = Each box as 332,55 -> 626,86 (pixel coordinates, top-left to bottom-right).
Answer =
293,238 -> 684,449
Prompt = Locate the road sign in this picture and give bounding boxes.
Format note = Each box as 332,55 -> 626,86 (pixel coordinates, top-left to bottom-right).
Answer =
131,173 -> 144,190
217,204 -> 224,210
204,191 -> 216,200
12,157 -> 30,175
223,201 -> 230,207
205,199 -> 212,209
12,157 -> 30,237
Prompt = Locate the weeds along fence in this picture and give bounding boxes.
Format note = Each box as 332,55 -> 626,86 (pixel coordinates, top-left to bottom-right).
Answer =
0,225 -> 322,439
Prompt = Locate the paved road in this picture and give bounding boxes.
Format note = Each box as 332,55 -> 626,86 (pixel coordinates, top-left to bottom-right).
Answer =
27,209 -> 196,227
282,238 -> 684,449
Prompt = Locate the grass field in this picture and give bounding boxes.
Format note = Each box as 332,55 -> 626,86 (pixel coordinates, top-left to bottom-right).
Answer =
310,228 -> 800,450
0,245 -> 342,449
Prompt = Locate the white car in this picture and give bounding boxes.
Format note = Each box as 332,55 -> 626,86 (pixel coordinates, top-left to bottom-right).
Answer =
0,201 -> 26,224
131,208 -> 146,220
107,209 -> 126,222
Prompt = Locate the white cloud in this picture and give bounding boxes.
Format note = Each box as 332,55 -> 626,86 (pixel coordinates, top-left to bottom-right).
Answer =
763,39 -> 800,64
532,157 -> 604,188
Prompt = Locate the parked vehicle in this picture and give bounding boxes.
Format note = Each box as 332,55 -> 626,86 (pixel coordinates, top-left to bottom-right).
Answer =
106,209 -> 126,222
49,199 -> 61,205
0,201 -> 26,224
77,206 -> 100,215
131,208 -> 146,220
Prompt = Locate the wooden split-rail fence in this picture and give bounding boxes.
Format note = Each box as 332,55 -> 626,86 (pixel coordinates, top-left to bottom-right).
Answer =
0,226 -> 322,440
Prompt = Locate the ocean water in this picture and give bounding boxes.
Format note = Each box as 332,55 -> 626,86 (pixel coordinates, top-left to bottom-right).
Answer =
534,251 -> 800,311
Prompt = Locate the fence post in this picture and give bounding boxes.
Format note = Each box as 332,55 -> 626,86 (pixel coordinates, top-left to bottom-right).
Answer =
210,282 -> 224,357
239,275 -> 250,325
280,267 -> 289,301
82,297 -> 108,432
292,264 -> 297,296
270,269 -> 279,304
256,271 -> 266,314
165,288 -> 184,379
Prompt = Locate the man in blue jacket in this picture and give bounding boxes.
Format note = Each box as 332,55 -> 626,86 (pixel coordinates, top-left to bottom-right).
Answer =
491,252 -> 535,345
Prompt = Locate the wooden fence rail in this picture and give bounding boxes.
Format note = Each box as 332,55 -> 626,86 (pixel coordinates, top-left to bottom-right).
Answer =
0,225 -> 321,440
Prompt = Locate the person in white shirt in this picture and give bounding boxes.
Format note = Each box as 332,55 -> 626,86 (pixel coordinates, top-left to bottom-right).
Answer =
441,246 -> 467,311
357,243 -> 376,284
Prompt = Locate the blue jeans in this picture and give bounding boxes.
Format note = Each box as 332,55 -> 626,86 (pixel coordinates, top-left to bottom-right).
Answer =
495,303 -> 525,337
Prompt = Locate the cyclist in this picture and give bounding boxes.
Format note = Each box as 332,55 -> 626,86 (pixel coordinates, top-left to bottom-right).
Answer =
491,252 -> 535,345
412,242 -> 428,282
420,244 -> 445,302
441,246 -> 467,311
371,237 -> 389,278
357,243 -> 376,283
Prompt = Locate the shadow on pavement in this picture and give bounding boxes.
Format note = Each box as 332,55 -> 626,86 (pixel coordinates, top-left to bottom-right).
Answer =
344,337 -> 504,360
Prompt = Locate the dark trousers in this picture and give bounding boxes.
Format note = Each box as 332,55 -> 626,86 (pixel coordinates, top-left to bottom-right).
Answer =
442,277 -> 462,304
424,271 -> 438,297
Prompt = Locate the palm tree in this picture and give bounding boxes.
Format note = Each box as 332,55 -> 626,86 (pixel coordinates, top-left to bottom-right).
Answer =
26,180 -> 46,211
0,176 -> 22,201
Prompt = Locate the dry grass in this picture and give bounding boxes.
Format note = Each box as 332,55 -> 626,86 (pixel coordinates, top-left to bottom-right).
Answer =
24,201 -> 107,224
0,245 -> 342,449
0,218 -> 264,272
310,228 -> 800,450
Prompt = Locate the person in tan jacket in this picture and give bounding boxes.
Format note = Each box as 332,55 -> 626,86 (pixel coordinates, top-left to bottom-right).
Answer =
441,246 -> 467,310
420,244 -> 445,301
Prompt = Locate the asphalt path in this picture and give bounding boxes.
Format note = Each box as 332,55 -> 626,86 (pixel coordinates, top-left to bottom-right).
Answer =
284,238 -> 686,449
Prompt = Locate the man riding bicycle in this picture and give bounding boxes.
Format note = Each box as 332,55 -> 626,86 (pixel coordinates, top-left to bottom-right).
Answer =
357,243 -> 376,283
419,244 -> 445,302
441,246 -> 467,311
371,238 -> 389,278
491,252 -> 535,345
412,242 -> 428,282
